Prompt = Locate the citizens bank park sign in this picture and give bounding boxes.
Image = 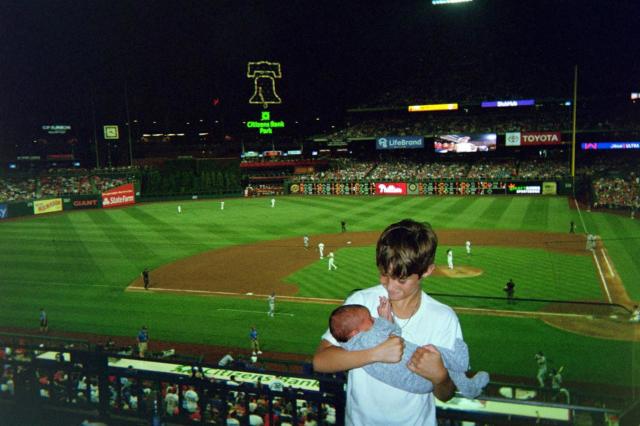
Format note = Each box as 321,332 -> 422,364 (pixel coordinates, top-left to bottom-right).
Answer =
505,131 -> 562,147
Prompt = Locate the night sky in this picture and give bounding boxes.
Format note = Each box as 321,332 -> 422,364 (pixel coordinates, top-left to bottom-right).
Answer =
0,0 -> 638,150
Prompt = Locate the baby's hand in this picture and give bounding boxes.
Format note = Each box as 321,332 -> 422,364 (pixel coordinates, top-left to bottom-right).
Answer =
377,296 -> 393,322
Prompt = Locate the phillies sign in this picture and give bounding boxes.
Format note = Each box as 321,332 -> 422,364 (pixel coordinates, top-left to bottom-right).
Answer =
521,132 -> 562,146
375,182 -> 407,195
102,183 -> 135,208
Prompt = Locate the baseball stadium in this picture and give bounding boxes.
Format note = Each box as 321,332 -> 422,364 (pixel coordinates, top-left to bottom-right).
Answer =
1,1 -> 640,425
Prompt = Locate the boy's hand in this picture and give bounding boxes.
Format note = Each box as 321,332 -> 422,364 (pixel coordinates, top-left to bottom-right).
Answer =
372,335 -> 404,363
407,344 -> 448,384
377,296 -> 393,322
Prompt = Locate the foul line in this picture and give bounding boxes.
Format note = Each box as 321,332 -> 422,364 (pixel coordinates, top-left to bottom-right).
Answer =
128,286 -> 343,304
574,197 -> 588,235
456,307 -> 592,319
216,308 -> 294,317
601,248 -> 614,276
592,251 -> 612,303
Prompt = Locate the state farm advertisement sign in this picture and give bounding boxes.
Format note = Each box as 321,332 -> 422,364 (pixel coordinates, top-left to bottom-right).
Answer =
521,131 -> 562,146
375,182 -> 407,195
102,183 -> 135,208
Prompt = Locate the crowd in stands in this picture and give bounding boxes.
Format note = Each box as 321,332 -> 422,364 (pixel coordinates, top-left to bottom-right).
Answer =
290,158 -> 575,182
1,343 -> 337,425
592,176 -> 640,210
0,172 -> 136,202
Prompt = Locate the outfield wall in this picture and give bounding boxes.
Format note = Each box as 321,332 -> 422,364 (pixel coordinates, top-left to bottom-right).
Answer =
286,179 -> 575,196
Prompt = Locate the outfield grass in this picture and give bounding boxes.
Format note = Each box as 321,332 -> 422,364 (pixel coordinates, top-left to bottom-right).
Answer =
1,196 -> 638,388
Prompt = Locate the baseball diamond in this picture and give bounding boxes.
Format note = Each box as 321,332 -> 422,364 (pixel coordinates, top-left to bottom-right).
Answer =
1,195 -> 639,392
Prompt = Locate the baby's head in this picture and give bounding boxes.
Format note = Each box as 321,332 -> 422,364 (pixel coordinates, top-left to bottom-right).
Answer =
329,304 -> 374,343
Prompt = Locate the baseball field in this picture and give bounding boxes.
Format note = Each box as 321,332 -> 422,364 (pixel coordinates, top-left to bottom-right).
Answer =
1,195 -> 638,391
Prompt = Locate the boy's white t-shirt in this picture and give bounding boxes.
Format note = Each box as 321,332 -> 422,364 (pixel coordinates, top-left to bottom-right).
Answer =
322,285 -> 462,426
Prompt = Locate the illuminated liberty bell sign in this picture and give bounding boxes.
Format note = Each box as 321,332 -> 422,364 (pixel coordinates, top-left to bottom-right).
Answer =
247,61 -> 282,108
246,61 -> 285,134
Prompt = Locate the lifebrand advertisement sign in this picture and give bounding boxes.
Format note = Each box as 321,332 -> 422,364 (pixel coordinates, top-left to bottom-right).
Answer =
102,183 -> 135,208
376,136 -> 424,150
33,198 -> 63,215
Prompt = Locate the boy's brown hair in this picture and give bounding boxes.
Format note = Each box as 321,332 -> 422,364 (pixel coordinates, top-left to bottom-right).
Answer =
376,219 -> 438,279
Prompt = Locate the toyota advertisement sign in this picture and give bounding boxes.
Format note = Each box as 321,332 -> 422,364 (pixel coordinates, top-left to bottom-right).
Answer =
375,182 -> 407,195
376,136 -> 424,150
505,131 -> 562,146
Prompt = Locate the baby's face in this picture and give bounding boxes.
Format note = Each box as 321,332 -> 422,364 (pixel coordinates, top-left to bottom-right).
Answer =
356,309 -> 374,333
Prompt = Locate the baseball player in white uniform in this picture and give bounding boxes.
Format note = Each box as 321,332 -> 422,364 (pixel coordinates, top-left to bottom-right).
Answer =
220,201 -> 225,210
465,241 -> 471,255
447,249 -> 454,269
177,205 -> 182,214
318,242 -> 325,259
267,292 -> 275,317
303,235 -> 309,249
328,252 -> 337,270
270,198 -> 276,208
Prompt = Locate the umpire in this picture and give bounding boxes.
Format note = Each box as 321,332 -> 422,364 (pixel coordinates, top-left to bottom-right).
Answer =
503,279 -> 515,304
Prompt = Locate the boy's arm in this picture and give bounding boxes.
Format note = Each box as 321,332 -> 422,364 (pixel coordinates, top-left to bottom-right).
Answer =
408,345 -> 455,401
313,336 -> 404,373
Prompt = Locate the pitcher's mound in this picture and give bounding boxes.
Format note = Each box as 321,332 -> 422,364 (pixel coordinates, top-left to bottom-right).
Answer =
434,266 -> 484,278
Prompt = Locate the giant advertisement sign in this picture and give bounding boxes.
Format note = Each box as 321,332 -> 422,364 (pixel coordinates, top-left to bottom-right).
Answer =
63,195 -> 101,210
374,182 -> 407,195
102,183 -> 135,208
34,198 -> 63,215
376,136 -> 424,150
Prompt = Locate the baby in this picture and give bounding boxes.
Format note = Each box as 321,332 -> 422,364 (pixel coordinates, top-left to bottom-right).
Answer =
329,303 -> 489,398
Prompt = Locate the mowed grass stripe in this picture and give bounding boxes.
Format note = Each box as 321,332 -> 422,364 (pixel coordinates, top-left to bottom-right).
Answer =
471,197 -> 516,229
87,209 -> 158,262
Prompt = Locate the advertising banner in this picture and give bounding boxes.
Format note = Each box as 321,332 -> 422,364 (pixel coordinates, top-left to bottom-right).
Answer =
542,182 -> 558,195
520,132 -> 562,146
63,195 -> 101,209
0,203 -> 7,219
34,198 -> 63,215
102,183 -> 135,208
505,132 -> 521,147
507,183 -> 541,194
581,142 -> 640,150
376,136 -> 424,150
375,182 -> 407,195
